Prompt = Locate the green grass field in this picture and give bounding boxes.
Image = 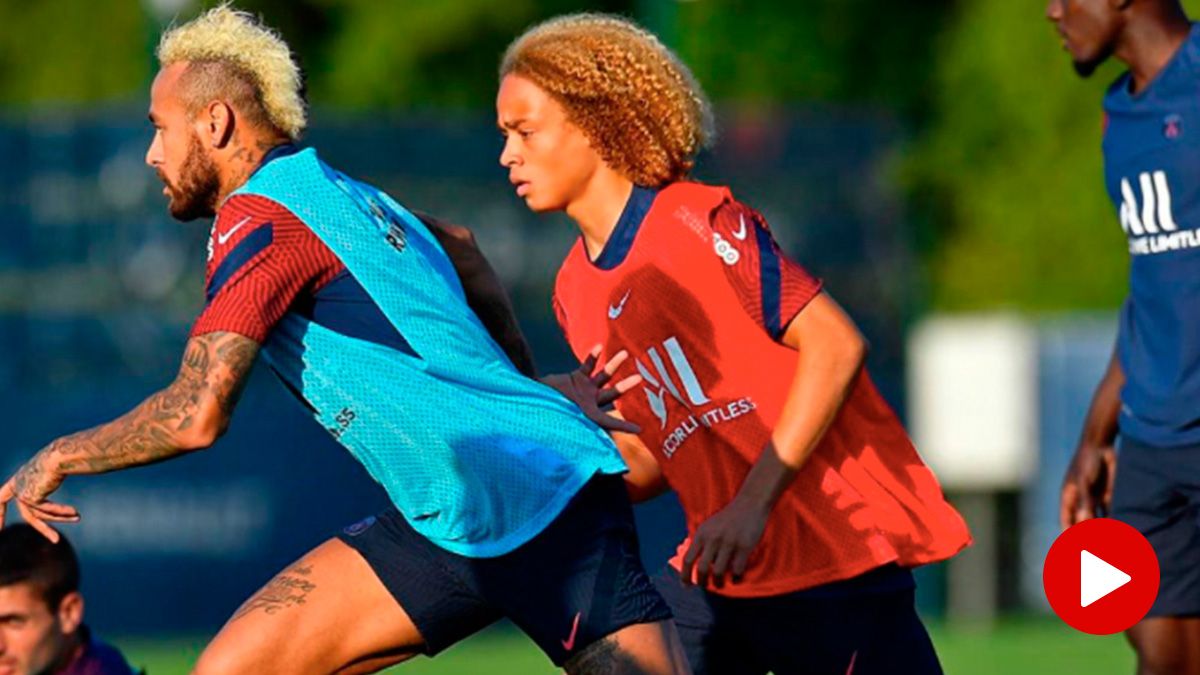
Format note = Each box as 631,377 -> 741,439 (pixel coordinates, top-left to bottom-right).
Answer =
114,615 -> 1135,674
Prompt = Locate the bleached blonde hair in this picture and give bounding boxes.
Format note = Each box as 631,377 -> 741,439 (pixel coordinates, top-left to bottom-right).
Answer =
157,4 -> 306,140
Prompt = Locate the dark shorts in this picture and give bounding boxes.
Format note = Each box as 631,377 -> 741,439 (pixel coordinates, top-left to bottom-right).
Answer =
654,565 -> 941,675
337,474 -> 671,666
1111,436 -> 1200,617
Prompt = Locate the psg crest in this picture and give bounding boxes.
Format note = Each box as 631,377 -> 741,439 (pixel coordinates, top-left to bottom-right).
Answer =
1164,114 -> 1183,140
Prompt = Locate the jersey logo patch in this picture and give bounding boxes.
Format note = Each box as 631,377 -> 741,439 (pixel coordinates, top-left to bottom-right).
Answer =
712,231 -> 741,266
635,337 -> 710,429
1120,171 -> 1179,236
561,611 -> 583,651
217,216 -> 254,245
608,290 -> 631,320
1164,114 -> 1183,140
1119,170 -> 1200,256
732,214 -> 749,241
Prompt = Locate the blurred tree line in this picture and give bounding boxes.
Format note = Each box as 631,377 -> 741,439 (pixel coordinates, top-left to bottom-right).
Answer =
0,0 -> 1186,313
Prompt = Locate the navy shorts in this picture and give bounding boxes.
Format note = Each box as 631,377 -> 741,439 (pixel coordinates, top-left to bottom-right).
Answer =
337,474 -> 671,666
654,564 -> 941,675
1111,437 -> 1200,617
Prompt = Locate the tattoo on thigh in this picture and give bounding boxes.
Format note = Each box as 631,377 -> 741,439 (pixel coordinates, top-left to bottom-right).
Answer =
231,563 -> 317,622
564,637 -> 650,675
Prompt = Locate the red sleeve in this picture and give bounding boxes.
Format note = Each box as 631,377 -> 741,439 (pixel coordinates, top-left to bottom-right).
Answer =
711,199 -> 822,341
191,194 -> 345,343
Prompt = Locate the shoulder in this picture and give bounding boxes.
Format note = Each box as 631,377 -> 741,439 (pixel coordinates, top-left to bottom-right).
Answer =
635,181 -> 732,247
652,182 -> 771,241
653,181 -> 732,214
216,193 -> 312,236
71,632 -> 137,675
211,195 -> 315,259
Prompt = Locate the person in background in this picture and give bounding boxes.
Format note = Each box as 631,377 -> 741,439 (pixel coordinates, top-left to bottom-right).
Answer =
0,524 -> 136,675
1050,0 -> 1200,673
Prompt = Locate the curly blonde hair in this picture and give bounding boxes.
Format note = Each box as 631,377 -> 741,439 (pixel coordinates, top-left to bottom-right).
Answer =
501,13 -> 713,188
157,3 -> 306,141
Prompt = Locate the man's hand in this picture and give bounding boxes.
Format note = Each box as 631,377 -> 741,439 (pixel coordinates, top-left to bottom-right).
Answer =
681,495 -> 769,589
1060,442 -> 1118,530
542,345 -> 642,434
0,453 -> 80,543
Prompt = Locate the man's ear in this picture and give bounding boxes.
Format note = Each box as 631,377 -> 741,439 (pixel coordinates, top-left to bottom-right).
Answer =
56,591 -> 83,635
200,99 -> 236,149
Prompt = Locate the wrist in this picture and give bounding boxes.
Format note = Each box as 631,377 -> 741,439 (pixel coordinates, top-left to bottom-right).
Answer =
1076,436 -> 1115,454
732,484 -> 777,516
35,442 -> 69,476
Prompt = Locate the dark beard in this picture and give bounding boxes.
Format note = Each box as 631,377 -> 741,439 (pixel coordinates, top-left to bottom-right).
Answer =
166,134 -> 221,221
1073,44 -> 1114,78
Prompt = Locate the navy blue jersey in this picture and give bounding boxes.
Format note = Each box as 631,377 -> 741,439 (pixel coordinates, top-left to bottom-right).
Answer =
1104,24 -> 1200,447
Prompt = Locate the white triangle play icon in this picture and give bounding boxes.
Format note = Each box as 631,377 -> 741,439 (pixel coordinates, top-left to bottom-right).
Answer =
1081,550 -> 1132,608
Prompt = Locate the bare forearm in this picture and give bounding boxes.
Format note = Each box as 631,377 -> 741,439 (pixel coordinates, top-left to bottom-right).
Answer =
772,348 -> 863,467
422,214 -> 538,376
15,332 -> 254,492
737,295 -> 866,511
38,389 -> 198,478
735,349 -> 863,512
613,430 -> 669,503
1078,347 -> 1124,449
468,289 -> 537,377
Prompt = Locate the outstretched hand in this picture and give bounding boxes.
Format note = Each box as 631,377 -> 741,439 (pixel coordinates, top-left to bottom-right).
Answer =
0,457 -> 80,543
542,345 -> 642,435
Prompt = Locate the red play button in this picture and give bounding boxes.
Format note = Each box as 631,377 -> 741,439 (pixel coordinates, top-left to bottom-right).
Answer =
1043,518 -> 1160,635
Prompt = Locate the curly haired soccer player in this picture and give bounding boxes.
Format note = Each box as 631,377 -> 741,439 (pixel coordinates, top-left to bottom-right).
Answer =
0,6 -> 693,674
1050,1 -> 1200,673
496,14 -> 972,675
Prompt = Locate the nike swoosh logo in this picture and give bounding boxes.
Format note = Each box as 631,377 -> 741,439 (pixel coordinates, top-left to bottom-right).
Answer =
732,214 -> 748,241
608,290 -> 632,320
561,611 -> 582,651
217,216 -> 253,245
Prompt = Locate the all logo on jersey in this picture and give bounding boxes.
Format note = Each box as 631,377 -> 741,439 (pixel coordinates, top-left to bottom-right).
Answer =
1120,171 -> 1200,255
636,337 -> 710,430
634,337 -> 756,458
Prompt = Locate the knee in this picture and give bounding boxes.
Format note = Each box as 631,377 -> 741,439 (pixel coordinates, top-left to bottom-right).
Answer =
191,643 -> 249,675
1128,633 -> 1190,675
192,632 -> 281,675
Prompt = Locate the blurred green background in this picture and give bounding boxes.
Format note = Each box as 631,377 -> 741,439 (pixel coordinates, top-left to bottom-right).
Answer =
118,617 -> 1135,675
0,0 -> 1152,312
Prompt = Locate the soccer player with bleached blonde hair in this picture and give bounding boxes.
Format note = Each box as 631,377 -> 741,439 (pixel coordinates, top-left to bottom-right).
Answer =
0,5 -> 695,674
499,13 -> 971,674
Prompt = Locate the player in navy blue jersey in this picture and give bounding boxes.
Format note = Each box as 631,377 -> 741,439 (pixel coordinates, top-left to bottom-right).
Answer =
1048,1 -> 1200,672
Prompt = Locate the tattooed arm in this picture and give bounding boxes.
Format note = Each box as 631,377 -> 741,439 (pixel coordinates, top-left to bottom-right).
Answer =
0,331 -> 259,541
